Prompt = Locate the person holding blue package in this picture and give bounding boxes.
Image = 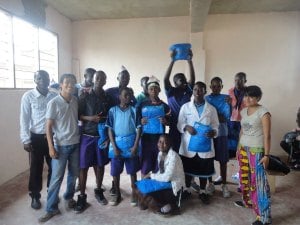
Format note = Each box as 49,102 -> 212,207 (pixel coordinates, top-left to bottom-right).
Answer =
137,76 -> 171,178
74,70 -> 112,213
177,81 -> 219,205
205,77 -> 231,198
106,87 -> 141,206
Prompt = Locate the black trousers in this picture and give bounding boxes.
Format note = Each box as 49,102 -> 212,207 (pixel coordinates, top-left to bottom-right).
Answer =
28,133 -> 52,198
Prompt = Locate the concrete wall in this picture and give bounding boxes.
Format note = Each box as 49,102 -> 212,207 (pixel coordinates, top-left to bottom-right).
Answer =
0,4 -> 72,185
203,12 -> 300,153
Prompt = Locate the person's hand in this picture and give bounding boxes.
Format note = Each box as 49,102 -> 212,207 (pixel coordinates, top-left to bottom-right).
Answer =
259,156 -> 270,169
141,117 -> 148,125
206,130 -> 216,138
49,146 -> 59,159
130,145 -> 138,157
225,96 -> 232,104
218,114 -> 226,123
23,143 -> 33,152
113,147 -> 121,158
91,114 -> 101,123
159,117 -> 167,125
185,125 -> 196,135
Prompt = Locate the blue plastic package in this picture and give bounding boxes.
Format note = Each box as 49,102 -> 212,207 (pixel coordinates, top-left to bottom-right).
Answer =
169,43 -> 192,61
205,94 -> 231,121
136,179 -> 172,194
142,105 -> 165,134
188,122 -> 212,152
108,133 -> 137,158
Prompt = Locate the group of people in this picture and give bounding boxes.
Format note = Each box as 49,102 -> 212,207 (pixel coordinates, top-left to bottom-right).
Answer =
20,49 -> 275,225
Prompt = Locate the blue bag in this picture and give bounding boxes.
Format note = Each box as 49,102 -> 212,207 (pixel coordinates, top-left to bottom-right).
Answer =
169,43 -> 192,61
109,133 -> 136,158
188,122 -> 212,152
98,123 -> 108,149
205,94 -> 231,121
142,105 -> 165,134
135,179 -> 172,194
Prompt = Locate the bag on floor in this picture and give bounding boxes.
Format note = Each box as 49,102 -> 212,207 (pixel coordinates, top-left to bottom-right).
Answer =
267,155 -> 290,175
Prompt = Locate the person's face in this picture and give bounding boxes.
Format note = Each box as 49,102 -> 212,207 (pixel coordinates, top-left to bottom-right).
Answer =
118,71 -> 130,88
193,84 -> 206,101
60,77 -> 76,95
210,80 -> 223,95
234,75 -> 246,90
148,85 -> 160,98
84,73 -> 94,86
119,89 -> 132,105
157,136 -> 170,153
34,71 -> 50,90
243,95 -> 259,107
94,72 -> 106,90
174,74 -> 187,88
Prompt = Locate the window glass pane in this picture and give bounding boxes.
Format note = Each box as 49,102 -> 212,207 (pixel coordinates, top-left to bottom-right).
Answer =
13,17 -> 38,88
0,10 -> 14,88
39,28 -> 58,83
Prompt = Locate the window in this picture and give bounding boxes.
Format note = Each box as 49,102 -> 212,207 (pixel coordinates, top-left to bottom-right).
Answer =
0,9 -> 58,88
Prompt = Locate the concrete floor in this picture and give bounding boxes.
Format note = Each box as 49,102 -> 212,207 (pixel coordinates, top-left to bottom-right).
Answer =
0,159 -> 300,225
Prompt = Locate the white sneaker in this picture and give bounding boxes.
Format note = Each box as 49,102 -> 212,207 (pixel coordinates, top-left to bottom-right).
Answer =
206,183 -> 215,195
222,184 -> 231,198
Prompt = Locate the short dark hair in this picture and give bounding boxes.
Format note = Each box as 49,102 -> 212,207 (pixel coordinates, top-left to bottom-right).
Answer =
245,85 -> 262,98
59,73 -> 77,84
235,72 -> 247,80
119,87 -> 132,95
194,81 -> 207,91
34,70 -> 49,78
173,73 -> 186,83
211,76 -> 223,84
85,68 -> 96,76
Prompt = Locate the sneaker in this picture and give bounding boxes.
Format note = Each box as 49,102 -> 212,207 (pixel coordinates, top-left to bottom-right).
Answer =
94,188 -> 108,205
74,194 -> 87,213
65,198 -> 76,210
222,184 -> 231,198
38,210 -> 61,223
130,194 -> 138,207
198,193 -> 209,205
191,181 -> 200,192
109,195 -> 121,206
31,197 -> 41,210
234,200 -> 245,208
206,183 -> 215,195
110,181 -> 116,196
213,176 -> 223,185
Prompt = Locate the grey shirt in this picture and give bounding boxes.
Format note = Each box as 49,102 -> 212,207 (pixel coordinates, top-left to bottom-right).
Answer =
46,95 -> 80,146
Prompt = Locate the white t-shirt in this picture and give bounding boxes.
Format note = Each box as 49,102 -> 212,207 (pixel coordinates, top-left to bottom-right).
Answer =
239,106 -> 270,148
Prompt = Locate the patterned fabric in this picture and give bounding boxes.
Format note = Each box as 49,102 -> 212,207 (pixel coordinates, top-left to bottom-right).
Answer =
237,145 -> 272,224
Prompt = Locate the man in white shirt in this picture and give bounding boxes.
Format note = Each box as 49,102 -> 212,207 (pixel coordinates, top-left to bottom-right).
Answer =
20,70 -> 57,209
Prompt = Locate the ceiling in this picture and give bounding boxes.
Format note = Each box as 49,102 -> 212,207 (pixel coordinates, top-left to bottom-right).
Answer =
43,0 -> 300,32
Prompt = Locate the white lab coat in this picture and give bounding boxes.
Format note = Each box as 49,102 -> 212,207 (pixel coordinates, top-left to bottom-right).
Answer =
177,100 -> 219,159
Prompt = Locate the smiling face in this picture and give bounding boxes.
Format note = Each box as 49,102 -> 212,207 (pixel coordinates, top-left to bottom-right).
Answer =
193,82 -> 206,102
60,76 -> 76,96
157,135 -> 171,153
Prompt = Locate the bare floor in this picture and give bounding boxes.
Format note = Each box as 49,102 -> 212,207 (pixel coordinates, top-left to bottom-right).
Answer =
1,160 -> 300,225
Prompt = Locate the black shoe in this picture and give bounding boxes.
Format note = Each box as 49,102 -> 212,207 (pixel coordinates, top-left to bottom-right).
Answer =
74,194 -> 87,213
252,220 -> 264,225
110,181 -> 116,196
31,197 -> 41,210
234,200 -> 245,208
181,190 -> 191,200
198,193 -> 209,205
95,188 -> 108,205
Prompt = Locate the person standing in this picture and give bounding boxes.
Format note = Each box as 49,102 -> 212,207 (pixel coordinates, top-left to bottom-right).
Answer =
20,70 -> 57,209
39,74 -> 80,223
234,85 -> 272,225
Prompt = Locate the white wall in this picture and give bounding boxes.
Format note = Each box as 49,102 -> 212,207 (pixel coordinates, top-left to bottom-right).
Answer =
203,12 -> 300,154
72,16 -> 196,100
0,6 -> 72,185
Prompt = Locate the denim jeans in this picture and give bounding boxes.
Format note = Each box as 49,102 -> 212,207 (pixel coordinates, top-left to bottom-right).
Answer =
46,144 -> 79,212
